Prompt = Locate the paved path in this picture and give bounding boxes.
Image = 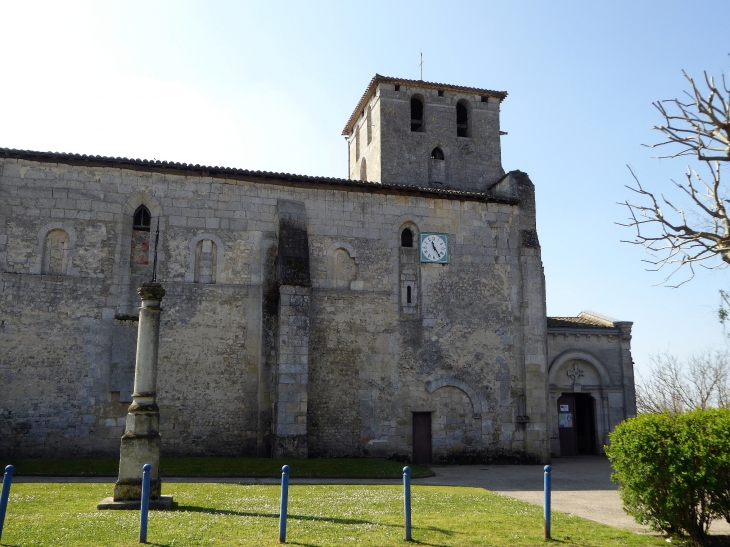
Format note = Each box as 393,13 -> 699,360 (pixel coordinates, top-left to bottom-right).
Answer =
15,456 -> 730,536
419,457 -> 730,536
423,457 -> 645,533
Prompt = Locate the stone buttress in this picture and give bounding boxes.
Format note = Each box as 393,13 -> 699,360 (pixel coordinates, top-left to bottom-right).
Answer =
491,171 -> 550,462
272,200 -> 311,458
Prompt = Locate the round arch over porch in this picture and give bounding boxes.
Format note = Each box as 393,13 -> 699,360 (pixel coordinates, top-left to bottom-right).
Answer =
548,349 -> 612,387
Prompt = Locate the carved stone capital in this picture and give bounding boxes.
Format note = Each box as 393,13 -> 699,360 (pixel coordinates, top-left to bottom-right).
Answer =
137,282 -> 166,301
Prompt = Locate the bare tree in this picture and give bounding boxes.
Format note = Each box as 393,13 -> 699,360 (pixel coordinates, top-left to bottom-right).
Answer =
636,350 -> 730,414
651,70 -> 730,162
619,67 -> 730,287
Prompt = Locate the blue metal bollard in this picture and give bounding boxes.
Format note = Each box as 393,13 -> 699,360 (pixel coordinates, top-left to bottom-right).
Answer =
544,465 -> 552,539
0,465 -> 14,542
403,466 -> 412,541
139,463 -> 152,543
279,465 -> 290,543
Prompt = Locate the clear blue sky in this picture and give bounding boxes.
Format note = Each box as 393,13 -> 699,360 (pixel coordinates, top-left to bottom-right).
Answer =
2,0 -> 730,375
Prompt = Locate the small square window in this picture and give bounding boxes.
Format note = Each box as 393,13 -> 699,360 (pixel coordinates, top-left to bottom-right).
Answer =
481,96 -> 489,103
394,84 -> 400,91
438,90 -> 444,97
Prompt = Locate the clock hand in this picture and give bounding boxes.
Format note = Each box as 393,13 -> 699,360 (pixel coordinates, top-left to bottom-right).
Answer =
431,241 -> 439,255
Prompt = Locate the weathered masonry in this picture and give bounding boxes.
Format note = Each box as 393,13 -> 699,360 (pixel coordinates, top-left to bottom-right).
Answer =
0,74 -> 635,463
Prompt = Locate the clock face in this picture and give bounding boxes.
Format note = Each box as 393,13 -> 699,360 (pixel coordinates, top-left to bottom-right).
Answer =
420,233 -> 449,263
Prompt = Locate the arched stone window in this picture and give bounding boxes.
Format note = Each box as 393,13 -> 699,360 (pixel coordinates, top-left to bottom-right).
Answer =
131,205 -> 151,265
194,239 -> 217,284
456,101 -> 468,137
133,205 -> 151,231
42,229 -> 70,275
429,147 -> 446,184
366,106 -> 372,144
410,97 -> 424,132
360,158 -> 367,181
185,233 -> 225,283
401,228 -> 413,248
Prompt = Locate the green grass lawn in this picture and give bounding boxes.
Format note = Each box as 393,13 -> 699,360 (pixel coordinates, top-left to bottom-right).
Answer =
7,457 -> 432,478
0,483 -> 666,547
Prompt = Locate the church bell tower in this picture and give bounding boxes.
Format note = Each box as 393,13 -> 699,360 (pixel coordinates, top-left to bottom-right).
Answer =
343,74 -> 508,192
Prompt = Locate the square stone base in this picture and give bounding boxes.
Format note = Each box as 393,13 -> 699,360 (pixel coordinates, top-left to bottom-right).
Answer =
97,495 -> 173,510
114,478 -> 161,501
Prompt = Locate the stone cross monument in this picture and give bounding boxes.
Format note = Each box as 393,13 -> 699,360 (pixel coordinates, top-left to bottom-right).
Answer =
98,281 -> 172,509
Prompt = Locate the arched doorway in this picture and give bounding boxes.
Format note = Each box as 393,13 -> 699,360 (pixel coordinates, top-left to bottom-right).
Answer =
549,351 -> 612,456
557,393 -> 597,456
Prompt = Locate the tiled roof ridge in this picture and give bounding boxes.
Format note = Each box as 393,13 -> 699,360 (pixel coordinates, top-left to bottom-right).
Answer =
342,74 -> 508,136
580,310 -> 623,325
0,147 -> 518,204
547,316 -> 618,330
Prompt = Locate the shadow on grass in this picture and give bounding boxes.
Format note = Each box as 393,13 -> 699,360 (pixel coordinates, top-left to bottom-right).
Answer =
285,526 -> 462,547
173,504 -> 402,527
171,504 -> 494,547
405,526 -> 463,547
1,541 -> 174,547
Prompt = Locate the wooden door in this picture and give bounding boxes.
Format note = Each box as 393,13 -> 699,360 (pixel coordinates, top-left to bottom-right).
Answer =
412,412 -> 432,464
557,394 -> 577,456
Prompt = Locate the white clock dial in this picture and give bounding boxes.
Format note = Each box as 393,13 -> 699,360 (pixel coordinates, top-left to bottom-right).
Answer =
421,234 -> 447,262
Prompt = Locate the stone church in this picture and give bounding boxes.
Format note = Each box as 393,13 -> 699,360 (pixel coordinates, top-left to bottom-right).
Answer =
0,74 -> 636,463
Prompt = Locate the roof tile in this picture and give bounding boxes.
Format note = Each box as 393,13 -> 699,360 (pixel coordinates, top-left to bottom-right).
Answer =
0,147 -> 518,204
547,316 -> 616,329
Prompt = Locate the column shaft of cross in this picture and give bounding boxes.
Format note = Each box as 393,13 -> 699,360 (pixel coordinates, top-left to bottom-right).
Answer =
113,282 -> 166,501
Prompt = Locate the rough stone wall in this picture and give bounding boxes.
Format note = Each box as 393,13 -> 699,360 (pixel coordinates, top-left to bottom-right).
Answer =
349,82 -> 505,191
0,156 -> 548,462
307,290 -> 393,457
430,386 -> 482,460
348,96 -> 382,183
304,176 -> 548,462
0,272 -> 119,457
0,158 -> 268,457
156,283 -> 258,456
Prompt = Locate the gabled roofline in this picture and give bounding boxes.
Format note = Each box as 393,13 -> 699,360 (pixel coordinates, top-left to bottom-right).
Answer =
547,325 -> 621,335
0,147 -> 519,205
342,74 -> 508,136
547,310 -> 632,331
